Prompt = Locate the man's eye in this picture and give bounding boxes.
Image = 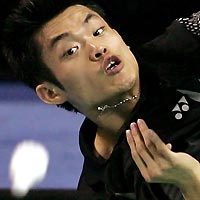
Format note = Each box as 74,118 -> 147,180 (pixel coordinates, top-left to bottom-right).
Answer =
63,46 -> 78,57
93,27 -> 104,36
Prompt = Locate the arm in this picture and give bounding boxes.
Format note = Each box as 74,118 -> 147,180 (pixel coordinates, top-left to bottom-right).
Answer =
126,119 -> 200,200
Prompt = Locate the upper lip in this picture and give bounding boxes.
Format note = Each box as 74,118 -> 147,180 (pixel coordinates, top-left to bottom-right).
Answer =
102,55 -> 121,72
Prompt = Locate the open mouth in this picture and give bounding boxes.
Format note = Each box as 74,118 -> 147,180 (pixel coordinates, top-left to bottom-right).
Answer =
104,55 -> 122,74
106,60 -> 118,70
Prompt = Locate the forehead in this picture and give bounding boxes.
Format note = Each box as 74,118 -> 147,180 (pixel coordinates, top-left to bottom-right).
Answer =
35,5 -> 101,45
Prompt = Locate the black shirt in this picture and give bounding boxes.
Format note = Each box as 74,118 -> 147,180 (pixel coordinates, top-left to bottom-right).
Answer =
77,15 -> 200,200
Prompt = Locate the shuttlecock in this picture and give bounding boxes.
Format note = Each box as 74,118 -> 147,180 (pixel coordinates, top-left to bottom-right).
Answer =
9,140 -> 49,197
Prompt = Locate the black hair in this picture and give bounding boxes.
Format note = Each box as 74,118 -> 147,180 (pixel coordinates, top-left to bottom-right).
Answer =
2,0 -> 105,112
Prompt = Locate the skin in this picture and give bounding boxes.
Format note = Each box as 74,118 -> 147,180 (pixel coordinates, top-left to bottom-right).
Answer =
33,4 -> 200,199
35,4 -> 140,153
126,119 -> 200,200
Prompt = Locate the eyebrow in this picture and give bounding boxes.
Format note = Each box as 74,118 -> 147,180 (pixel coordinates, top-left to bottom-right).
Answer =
50,13 -> 97,49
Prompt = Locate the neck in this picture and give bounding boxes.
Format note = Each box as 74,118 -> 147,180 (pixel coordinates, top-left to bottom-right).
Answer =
93,92 -> 140,159
91,83 -> 141,135
97,95 -> 138,112
81,81 -> 140,159
98,95 -> 139,131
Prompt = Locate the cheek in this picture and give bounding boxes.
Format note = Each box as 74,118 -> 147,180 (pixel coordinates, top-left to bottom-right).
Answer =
110,36 -> 131,58
57,66 -> 89,93
112,31 -> 127,45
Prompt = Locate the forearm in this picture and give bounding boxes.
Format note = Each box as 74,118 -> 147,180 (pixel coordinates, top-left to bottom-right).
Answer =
180,167 -> 200,200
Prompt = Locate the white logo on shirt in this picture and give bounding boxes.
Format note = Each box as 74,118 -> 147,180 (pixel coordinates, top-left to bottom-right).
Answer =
172,89 -> 200,119
172,96 -> 189,120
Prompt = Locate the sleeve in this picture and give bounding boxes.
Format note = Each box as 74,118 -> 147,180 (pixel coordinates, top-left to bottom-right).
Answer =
177,11 -> 200,36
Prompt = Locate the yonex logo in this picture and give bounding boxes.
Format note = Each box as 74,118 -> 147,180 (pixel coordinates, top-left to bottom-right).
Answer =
172,96 -> 189,120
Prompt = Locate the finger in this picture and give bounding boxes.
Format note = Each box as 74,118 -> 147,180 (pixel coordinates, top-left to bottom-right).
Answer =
137,119 -> 156,152
137,119 -> 171,158
126,129 -> 134,146
126,129 -> 147,170
137,119 -> 165,150
135,120 -> 157,157
146,128 -> 172,159
130,123 -> 155,165
137,119 -> 149,133
126,128 -> 156,181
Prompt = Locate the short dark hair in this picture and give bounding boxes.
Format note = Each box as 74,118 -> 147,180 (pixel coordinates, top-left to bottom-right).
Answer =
2,0 -> 105,112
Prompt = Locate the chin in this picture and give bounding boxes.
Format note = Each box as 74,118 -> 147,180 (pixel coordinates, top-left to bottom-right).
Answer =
117,75 -> 136,94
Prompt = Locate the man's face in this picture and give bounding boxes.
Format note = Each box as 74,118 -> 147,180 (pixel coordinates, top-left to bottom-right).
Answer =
35,5 -> 139,113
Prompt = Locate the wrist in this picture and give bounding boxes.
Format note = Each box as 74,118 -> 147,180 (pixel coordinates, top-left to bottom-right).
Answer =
179,166 -> 200,199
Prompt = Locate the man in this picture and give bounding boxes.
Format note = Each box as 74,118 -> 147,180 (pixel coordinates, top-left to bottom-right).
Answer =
1,0 -> 200,199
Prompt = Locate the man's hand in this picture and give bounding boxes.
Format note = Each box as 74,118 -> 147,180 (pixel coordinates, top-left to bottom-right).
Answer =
126,119 -> 200,200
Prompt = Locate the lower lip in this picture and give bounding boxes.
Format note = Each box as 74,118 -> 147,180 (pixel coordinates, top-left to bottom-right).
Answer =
106,63 -> 123,75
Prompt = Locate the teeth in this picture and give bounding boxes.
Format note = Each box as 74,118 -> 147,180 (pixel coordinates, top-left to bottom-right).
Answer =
106,61 -> 115,70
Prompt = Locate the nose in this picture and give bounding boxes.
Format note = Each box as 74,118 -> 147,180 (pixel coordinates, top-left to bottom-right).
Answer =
88,42 -> 107,61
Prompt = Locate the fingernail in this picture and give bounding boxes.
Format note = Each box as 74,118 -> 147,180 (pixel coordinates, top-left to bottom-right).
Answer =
130,122 -> 136,129
137,119 -> 144,126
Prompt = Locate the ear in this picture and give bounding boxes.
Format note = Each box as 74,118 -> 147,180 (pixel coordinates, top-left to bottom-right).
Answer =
36,82 -> 68,105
